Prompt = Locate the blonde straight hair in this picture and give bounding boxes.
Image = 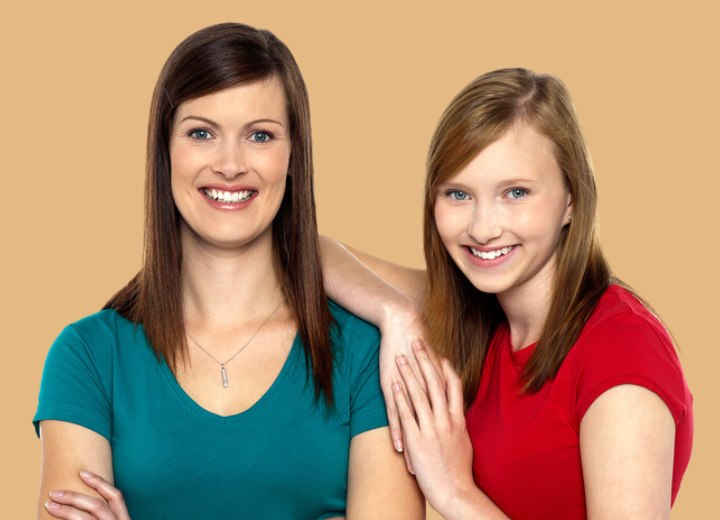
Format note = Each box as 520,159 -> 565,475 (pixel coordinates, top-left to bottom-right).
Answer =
424,68 -> 612,401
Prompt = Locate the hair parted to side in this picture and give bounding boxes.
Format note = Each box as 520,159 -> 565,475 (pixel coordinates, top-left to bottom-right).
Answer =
424,68 -> 612,402
105,22 -> 335,403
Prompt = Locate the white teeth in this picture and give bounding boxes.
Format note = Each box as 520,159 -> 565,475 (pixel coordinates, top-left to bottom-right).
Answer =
470,246 -> 513,260
203,189 -> 253,202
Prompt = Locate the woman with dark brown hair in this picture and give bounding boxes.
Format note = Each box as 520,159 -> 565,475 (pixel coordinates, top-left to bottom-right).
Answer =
34,23 -> 422,519
321,68 -> 693,519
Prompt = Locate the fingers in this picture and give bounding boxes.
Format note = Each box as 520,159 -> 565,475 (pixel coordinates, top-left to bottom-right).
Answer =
442,358 -> 465,417
395,354 -> 432,423
45,502 -> 93,520
419,339 -> 446,386
404,349 -> 428,393
79,471 -> 130,519
381,381 -> 405,452
392,380 -> 418,474
402,444 -> 415,475
412,340 -> 449,419
45,491 -> 107,519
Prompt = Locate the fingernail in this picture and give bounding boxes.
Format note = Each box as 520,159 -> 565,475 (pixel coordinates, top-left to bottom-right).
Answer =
396,354 -> 408,365
392,380 -> 402,392
45,501 -> 60,510
394,437 -> 404,452
80,470 -> 94,478
49,490 -> 64,498
413,340 -> 425,351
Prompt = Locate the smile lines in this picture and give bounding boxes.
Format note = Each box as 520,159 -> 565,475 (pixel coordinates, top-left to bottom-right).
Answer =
469,246 -> 514,260
202,188 -> 254,203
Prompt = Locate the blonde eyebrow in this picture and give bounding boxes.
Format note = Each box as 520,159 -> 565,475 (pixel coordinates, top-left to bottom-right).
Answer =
500,178 -> 538,185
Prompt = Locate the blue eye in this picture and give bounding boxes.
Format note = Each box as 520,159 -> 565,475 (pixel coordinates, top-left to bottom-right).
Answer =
251,131 -> 272,143
188,129 -> 212,140
447,190 -> 469,201
507,188 -> 528,199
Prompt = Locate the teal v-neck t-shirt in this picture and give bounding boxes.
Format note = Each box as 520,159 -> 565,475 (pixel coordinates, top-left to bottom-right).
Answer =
34,302 -> 387,519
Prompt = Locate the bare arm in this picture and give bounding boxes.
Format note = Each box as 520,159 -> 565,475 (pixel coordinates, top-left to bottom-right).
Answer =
319,236 -> 425,318
580,385 -> 675,520
320,237 -> 430,454
346,427 -> 425,519
38,421 -> 114,519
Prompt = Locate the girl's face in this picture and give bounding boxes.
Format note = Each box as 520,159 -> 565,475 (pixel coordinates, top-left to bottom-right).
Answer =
169,76 -> 291,253
433,122 -> 572,305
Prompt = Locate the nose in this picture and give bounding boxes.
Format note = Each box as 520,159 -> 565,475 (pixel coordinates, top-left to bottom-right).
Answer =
467,201 -> 502,244
212,140 -> 246,179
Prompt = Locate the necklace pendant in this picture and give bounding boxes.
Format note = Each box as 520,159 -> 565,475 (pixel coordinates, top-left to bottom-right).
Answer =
221,365 -> 229,388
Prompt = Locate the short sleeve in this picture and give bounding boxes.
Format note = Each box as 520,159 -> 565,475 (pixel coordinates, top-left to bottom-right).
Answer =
335,309 -> 388,437
573,310 -> 690,426
33,320 -> 113,440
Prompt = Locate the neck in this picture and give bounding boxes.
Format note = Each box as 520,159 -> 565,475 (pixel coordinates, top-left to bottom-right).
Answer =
180,226 -> 285,329
496,262 -> 556,351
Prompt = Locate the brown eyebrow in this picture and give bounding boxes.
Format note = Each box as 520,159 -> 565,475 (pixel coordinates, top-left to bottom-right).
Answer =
177,116 -> 286,129
498,178 -> 539,186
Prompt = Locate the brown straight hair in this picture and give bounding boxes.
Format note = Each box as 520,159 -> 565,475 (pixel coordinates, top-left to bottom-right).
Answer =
424,68 -> 612,402
105,23 -> 335,403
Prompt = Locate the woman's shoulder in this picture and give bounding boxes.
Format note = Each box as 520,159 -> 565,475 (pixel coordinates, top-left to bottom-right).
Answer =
69,307 -> 134,333
328,300 -> 381,345
49,308 -> 145,366
60,308 -> 138,346
569,283 -> 687,390
566,285 -> 692,433
570,284 -> 690,409
327,300 -> 381,373
582,284 -> 672,344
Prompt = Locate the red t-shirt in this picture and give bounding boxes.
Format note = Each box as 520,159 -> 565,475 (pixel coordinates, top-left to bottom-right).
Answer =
465,285 -> 693,519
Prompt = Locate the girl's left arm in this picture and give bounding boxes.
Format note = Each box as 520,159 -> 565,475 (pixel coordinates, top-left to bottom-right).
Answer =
345,426 -> 425,519
580,384 -> 675,520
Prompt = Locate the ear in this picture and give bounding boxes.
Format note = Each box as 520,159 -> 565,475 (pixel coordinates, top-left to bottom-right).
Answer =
563,193 -> 574,226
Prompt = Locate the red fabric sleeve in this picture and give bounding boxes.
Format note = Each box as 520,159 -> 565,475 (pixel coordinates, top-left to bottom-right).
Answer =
573,308 -> 689,426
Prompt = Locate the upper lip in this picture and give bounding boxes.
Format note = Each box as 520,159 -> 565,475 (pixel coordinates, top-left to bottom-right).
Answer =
466,244 -> 515,252
200,184 -> 257,192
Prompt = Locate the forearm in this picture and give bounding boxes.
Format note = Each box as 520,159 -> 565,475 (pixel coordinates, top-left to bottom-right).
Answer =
319,236 -> 420,328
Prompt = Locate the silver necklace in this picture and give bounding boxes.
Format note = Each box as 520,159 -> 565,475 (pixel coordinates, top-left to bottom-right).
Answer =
186,301 -> 282,388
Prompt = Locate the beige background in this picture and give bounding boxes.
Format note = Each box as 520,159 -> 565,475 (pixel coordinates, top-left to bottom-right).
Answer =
2,1 -> 716,518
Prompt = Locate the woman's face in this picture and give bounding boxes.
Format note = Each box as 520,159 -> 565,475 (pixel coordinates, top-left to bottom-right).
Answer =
433,122 -> 572,304
169,76 -> 291,253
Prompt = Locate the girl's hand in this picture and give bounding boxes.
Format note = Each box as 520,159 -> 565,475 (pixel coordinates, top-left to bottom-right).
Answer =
393,340 -> 479,517
45,471 -> 130,520
379,305 -> 442,462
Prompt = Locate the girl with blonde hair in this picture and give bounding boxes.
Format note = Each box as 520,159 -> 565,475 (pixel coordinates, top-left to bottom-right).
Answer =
323,67 -> 692,519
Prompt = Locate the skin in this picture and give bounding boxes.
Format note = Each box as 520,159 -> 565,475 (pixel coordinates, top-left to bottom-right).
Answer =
320,121 -> 677,519
39,77 -> 423,519
433,122 -> 572,347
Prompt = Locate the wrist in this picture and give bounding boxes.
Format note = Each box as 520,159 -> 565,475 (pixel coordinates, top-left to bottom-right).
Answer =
378,293 -> 422,333
433,482 -> 505,520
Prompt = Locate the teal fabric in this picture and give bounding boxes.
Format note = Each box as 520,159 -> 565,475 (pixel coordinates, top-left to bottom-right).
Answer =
34,302 -> 388,519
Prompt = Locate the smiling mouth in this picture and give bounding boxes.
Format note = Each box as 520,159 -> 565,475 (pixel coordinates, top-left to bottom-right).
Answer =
469,246 -> 514,260
202,188 -> 255,203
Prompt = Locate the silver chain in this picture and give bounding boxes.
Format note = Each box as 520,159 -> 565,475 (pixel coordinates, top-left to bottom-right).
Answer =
185,301 -> 282,388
